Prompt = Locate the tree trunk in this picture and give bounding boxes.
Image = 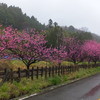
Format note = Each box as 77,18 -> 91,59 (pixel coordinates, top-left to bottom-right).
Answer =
94,61 -> 97,65
27,65 -> 30,70
74,60 -> 76,65
26,65 -> 30,78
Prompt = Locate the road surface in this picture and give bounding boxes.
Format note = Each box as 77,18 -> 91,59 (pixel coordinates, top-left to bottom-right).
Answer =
25,73 -> 100,100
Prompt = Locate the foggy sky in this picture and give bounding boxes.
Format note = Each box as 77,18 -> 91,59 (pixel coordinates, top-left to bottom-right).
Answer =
0,0 -> 100,35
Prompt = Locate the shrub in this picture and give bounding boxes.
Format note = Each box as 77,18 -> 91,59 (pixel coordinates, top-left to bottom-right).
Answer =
48,76 -> 62,85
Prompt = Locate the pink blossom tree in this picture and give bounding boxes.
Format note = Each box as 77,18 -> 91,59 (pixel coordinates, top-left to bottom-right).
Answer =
49,46 -> 67,65
0,47 -> 5,59
0,25 -> 7,59
63,38 -> 83,64
82,40 -> 100,64
0,26 -> 50,69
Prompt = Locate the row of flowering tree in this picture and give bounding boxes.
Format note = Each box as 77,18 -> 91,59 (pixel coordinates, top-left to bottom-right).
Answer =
82,40 -> 100,64
0,26 -> 67,69
63,37 -> 100,64
0,26 -> 100,69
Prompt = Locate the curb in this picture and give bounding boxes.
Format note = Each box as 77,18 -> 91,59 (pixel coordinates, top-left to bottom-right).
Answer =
14,73 -> 100,100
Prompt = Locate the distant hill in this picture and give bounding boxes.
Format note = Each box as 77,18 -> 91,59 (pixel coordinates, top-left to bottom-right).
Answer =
61,25 -> 100,42
91,33 -> 100,42
62,25 -> 93,41
0,3 -> 45,30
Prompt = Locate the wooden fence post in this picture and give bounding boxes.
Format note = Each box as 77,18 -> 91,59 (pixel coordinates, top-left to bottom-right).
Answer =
69,66 -> 71,73
41,67 -> 43,77
48,67 -> 51,77
65,66 -> 68,73
31,67 -> 34,80
55,66 -> 58,75
63,66 -> 65,74
4,68 -> 7,81
58,66 -> 60,76
45,67 -> 47,78
4,68 -> 7,74
18,68 -> 21,80
52,66 -> 54,77
36,67 -> 39,79
10,69 -> 13,82
61,66 -> 63,75
67,66 -> 69,73
65,66 -> 67,73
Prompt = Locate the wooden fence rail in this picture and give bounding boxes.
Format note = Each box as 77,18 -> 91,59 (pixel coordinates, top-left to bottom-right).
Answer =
0,64 -> 99,82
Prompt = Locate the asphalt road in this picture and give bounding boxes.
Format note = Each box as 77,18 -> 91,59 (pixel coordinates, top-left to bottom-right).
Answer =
25,73 -> 100,100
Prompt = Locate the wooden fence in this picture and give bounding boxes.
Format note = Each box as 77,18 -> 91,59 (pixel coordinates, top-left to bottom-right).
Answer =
0,64 -> 99,82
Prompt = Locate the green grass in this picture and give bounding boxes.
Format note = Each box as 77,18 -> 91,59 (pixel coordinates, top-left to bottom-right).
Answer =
0,78 -> 50,100
0,59 -> 26,70
0,60 -> 53,70
0,66 -> 100,100
30,61 -> 53,68
0,59 -> 99,70
67,67 -> 100,80
78,61 -> 100,65
61,61 -> 74,66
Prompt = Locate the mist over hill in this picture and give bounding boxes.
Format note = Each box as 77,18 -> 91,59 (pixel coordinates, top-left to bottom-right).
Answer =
91,33 -> 100,42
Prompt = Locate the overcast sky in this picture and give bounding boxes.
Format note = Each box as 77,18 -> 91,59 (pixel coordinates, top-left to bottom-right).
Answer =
0,0 -> 100,35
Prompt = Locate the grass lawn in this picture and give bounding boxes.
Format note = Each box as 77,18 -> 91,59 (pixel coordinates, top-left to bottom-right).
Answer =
0,60 -> 53,70
0,59 -> 99,70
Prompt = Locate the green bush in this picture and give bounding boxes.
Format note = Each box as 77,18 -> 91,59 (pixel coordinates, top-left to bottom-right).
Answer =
61,75 -> 68,82
48,76 -> 62,85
